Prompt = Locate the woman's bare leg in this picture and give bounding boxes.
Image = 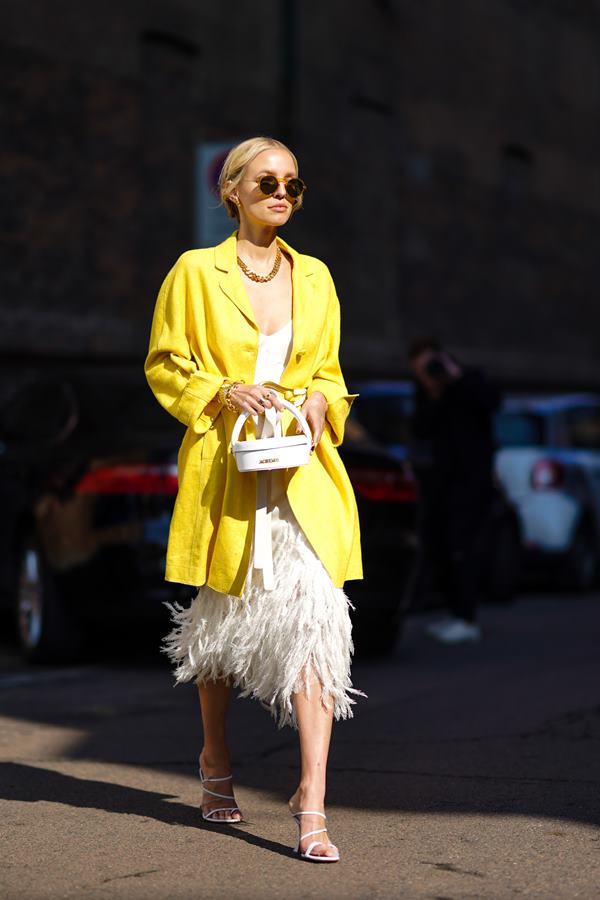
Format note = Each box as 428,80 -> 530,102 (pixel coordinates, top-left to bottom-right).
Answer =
289,678 -> 338,857
197,679 -> 243,821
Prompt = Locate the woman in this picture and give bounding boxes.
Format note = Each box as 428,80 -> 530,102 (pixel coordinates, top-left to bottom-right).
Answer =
145,136 -> 363,862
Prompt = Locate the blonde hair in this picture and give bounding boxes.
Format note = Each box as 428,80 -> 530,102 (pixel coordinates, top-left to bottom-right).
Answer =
218,136 -> 302,220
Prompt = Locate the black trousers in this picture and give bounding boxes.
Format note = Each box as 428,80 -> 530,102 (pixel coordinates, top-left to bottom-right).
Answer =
419,478 -> 494,623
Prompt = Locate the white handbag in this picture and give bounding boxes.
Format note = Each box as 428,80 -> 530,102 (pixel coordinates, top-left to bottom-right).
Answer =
230,398 -> 312,473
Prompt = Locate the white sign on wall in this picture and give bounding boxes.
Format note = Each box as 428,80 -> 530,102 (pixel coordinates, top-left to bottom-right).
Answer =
194,141 -> 237,248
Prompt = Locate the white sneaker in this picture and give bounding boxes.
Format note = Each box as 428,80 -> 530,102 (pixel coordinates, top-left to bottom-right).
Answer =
431,618 -> 482,644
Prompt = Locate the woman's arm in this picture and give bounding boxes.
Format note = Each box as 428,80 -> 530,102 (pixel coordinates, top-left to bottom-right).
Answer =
145,254 -> 285,430
144,255 -> 224,432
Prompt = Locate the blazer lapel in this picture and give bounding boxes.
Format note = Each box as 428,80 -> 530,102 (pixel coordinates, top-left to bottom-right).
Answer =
214,231 -> 258,328
213,231 -> 314,377
277,235 -> 313,378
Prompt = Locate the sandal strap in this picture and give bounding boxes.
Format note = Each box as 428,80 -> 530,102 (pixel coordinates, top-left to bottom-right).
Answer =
202,786 -> 236,800
291,810 -> 326,819
303,840 -> 339,860
199,767 -> 233,783
304,840 -> 337,858
199,768 -> 236,800
300,827 -> 328,840
203,806 -> 241,819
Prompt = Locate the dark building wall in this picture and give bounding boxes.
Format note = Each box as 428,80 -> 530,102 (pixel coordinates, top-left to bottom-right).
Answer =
2,0 -> 599,389
290,0 -> 600,386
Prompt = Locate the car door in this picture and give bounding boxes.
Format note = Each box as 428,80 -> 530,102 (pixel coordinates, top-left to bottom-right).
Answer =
562,403 -> 600,539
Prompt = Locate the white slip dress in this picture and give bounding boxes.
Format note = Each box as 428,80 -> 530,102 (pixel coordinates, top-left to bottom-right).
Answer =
162,320 -> 364,729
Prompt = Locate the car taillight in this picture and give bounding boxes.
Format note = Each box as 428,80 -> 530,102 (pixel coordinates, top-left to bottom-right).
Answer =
530,458 -> 565,490
75,464 -> 179,495
349,467 -> 418,503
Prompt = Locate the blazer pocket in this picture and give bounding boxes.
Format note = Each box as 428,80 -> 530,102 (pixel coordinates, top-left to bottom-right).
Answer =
201,412 -> 227,462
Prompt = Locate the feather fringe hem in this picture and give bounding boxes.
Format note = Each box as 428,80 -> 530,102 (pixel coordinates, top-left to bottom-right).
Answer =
161,502 -> 366,729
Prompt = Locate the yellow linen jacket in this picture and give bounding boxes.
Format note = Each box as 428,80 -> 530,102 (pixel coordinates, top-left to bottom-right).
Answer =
144,231 -> 363,596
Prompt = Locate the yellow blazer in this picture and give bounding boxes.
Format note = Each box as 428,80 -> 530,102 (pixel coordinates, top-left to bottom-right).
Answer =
144,231 -> 363,596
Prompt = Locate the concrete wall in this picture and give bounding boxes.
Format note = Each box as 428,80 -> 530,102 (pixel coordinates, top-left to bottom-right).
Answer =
2,0 -> 599,389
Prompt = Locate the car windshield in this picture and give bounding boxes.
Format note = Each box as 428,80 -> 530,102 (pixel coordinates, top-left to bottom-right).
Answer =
351,394 -> 414,446
493,411 -> 545,447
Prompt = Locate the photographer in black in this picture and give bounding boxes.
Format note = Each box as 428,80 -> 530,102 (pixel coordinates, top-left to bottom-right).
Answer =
408,337 -> 502,643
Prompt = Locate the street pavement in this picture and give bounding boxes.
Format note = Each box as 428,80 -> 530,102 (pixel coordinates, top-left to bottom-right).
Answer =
1,590 -> 599,900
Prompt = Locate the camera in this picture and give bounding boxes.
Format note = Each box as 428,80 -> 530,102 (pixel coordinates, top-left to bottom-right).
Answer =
424,354 -> 448,380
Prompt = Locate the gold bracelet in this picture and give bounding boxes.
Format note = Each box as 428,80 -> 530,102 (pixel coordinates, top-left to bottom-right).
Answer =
221,380 -> 244,412
218,380 -> 233,408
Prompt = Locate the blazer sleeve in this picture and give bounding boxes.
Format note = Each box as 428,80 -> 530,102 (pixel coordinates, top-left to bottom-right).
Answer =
144,255 -> 224,432
306,269 -> 357,447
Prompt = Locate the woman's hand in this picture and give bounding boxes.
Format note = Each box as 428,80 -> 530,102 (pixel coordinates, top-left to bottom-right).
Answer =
297,391 -> 327,451
228,383 -> 284,416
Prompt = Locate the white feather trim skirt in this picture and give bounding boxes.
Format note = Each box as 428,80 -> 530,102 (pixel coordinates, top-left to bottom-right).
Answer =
162,488 -> 364,729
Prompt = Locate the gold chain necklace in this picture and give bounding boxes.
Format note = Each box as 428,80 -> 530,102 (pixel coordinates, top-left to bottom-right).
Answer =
237,247 -> 282,283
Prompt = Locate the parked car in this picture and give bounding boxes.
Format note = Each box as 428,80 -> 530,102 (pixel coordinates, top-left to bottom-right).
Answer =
0,373 -> 189,663
493,393 -> 600,590
1,375 -> 419,662
348,380 -> 415,463
340,419 -> 419,654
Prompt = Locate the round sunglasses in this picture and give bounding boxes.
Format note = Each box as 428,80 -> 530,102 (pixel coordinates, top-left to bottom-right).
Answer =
249,174 -> 307,200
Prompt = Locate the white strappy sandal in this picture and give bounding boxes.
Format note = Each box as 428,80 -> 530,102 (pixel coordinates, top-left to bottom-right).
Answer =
291,810 -> 340,863
199,767 -> 243,824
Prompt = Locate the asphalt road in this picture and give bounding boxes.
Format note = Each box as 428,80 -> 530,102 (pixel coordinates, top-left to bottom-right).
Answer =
1,591 -> 599,900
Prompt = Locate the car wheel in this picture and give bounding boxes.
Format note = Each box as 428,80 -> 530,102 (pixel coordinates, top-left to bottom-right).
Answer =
483,514 -> 522,604
16,537 -> 83,663
563,522 -> 597,592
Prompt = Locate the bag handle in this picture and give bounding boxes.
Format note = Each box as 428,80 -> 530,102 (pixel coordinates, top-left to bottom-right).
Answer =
230,397 -> 312,448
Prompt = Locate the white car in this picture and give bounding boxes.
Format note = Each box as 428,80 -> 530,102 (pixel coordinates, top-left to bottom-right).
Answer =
493,393 -> 600,590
